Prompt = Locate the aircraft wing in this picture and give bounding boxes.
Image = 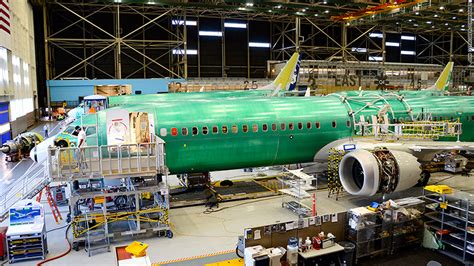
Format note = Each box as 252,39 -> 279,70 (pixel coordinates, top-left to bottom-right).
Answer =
322,137 -> 474,197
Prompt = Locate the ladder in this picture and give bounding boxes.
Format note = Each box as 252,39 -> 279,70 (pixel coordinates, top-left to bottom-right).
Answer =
84,199 -> 110,257
36,186 -> 63,224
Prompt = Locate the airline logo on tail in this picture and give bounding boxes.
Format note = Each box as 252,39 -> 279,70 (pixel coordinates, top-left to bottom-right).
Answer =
264,52 -> 301,95
428,62 -> 453,91
288,54 -> 302,91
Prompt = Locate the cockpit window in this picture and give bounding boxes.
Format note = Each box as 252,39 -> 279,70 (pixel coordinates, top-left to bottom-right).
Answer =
64,126 -> 75,134
86,127 -> 97,136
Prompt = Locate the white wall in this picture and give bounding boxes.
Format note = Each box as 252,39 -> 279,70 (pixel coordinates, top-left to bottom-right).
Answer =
0,0 -> 37,136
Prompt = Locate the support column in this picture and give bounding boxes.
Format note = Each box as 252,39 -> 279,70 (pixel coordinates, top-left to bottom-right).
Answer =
221,18 -> 225,77
114,4 -> 122,79
247,18 -> 250,78
43,3 -> 51,119
450,30 -> 454,62
342,23 -> 347,62
295,16 -> 300,52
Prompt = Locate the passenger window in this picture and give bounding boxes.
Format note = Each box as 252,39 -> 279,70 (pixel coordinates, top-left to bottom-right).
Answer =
306,122 -> 312,129
297,122 -> 303,130
202,126 -> 209,135
222,125 -> 228,134
232,125 -> 238,133
289,123 -> 294,130
433,117 -> 437,121
212,126 -> 218,134
252,124 -> 258,132
272,123 -> 277,131
171,128 -> 178,136
192,127 -> 198,135
280,123 -> 286,130
85,127 -> 96,136
182,128 -> 188,136
160,128 -> 167,137
332,121 -> 337,128
242,125 -> 248,133
262,124 -> 268,132
315,122 -> 320,129
346,120 -> 351,128
471,116 -> 474,121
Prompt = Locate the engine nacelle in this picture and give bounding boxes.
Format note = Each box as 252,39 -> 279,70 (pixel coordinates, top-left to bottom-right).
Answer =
339,149 -> 421,196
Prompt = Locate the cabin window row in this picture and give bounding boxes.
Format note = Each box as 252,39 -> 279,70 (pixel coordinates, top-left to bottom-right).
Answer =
160,120 -> 351,137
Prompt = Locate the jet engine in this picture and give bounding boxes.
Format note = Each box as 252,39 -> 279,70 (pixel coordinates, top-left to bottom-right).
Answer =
339,148 -> 421,196
0,132 -> 43,162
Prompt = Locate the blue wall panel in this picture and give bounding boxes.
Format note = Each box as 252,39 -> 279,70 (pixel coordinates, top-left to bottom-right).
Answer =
47,78 -> 185,103
1,132 -> 11,145
0,112 -> 8,124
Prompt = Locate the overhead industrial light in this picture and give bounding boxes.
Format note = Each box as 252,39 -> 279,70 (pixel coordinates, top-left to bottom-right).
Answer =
224,22 -> 247,28
245,3 -> 254,7
275,5 -> 282,9
452,16 -> 457,20
439,6 -> 444,10
401,35 -> 416,41
172,20 -> 197,26
369,32 -> 383,38
324,10 -> 329,13
415,12 -> 420,15
445,23 -> 449,26
408,19 -> 413,22
351,47 -> 367,53
172,49 -> 198,55
459,9 -> 464,13
426,21 -> 432,24
314,14 -> 319,17
434,14 -> 438,18
385,42 -> 400,47
238,7 -> 247,11
401,50 -> 416,55
199,31 -> 223,37
249,42 -> 271,48
369,56 -> 383,61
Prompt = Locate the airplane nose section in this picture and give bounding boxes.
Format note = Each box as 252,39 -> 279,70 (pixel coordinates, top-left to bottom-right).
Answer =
30,136 -> 56,163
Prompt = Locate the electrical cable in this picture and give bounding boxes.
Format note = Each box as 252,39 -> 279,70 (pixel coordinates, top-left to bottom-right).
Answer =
36,223 -> 72,266
45,224 -> 69,234
202,196 -> 281,214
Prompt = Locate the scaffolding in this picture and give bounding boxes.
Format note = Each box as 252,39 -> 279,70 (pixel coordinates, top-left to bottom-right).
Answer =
47,137 -> 171,252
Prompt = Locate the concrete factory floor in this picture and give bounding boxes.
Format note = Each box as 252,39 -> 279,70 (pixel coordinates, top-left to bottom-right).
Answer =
4,171 -> 471,266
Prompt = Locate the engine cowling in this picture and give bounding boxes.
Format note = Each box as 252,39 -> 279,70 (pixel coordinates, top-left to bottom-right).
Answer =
339,149 -> 421,196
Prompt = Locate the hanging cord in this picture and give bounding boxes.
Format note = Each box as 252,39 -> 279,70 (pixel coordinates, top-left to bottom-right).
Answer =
36,223 -> 72,266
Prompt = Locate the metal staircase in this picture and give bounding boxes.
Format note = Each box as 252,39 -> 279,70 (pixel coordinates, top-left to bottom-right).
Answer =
84,201 -> 111,257
0,160 -> 51,222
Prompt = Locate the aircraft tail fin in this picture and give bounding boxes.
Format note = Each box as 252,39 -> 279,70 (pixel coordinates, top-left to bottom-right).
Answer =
428,62 -> 454,91
261,52 -> 300,94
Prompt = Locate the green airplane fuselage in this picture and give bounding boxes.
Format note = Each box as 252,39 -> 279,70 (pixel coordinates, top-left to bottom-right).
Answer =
69,92 -> 474,174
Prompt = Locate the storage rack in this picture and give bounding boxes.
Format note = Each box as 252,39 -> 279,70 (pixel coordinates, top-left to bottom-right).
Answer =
347,198 -> 425,262
384,198 -> 425,255
6,225 -> 47,263
423,189 -> 474,265
347,207 -> 390,263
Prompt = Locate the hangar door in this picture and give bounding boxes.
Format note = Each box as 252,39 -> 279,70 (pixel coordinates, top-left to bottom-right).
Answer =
0,102 -> 11,144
